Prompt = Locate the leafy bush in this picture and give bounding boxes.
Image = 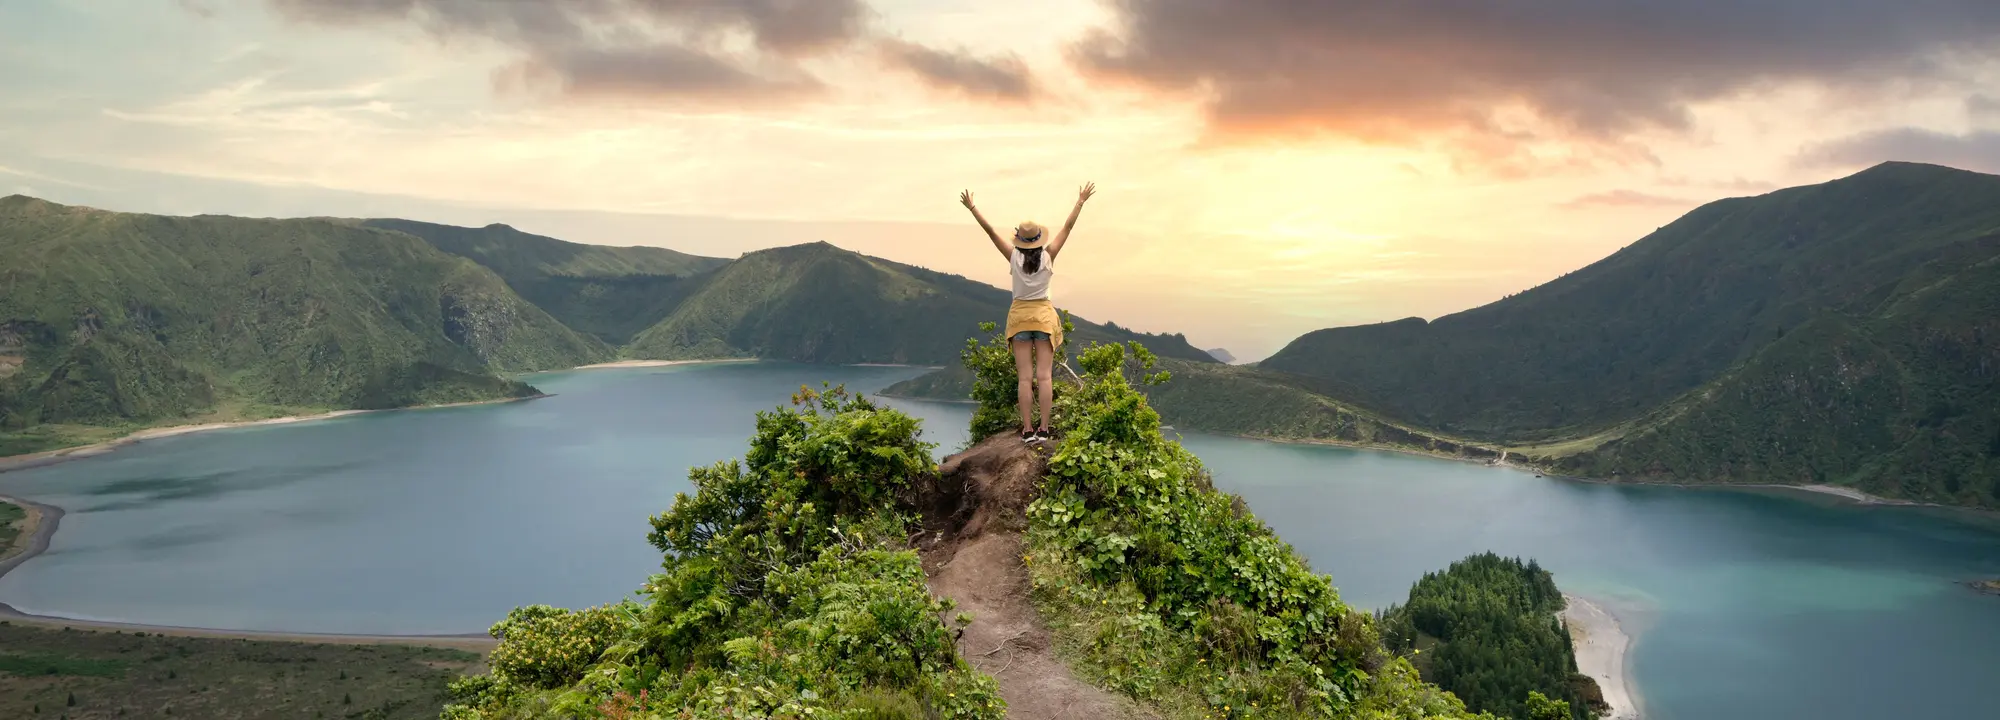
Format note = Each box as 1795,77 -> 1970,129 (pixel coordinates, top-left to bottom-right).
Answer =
443,385 -> 1002,719
956,332 -> 1486,719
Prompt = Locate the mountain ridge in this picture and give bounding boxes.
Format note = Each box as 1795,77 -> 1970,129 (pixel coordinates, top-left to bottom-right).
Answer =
1,197 -> 612,455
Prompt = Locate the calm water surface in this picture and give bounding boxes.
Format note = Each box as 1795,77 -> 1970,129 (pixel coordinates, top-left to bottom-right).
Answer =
2,362 -> 1996,720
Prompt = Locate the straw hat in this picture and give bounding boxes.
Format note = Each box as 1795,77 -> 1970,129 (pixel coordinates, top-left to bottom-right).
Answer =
1012,221 -> 1048,249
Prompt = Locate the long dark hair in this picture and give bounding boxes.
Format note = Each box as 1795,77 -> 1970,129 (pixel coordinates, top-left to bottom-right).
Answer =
1019,246 -> 1044,274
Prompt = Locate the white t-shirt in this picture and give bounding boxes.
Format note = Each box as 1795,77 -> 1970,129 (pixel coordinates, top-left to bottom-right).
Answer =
1010,248 -> 1053,301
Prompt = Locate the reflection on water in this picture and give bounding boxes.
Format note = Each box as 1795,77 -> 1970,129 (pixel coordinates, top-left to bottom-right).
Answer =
1,363 -> 1995,720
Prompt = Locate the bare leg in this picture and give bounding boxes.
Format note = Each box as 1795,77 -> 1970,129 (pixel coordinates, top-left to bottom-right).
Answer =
1034,337 -> 1055,431
1011,338 -> 1035,434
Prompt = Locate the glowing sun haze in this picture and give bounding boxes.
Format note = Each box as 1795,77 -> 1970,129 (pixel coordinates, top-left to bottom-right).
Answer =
5,0 -> 2000,360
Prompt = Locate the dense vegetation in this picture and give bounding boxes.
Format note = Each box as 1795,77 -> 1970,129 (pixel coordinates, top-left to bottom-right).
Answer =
362,219 -> 726,346
1543,242 -> 2000,507
956,328 -> 1490,718
439,331 -> 1555,718
441,385 -> 1003,719
1377,554 -> 1602,720
0,196 -> 607,455
623,241 -> 1218,366
1259,162 -> 2000,441
0,621 -> 481,720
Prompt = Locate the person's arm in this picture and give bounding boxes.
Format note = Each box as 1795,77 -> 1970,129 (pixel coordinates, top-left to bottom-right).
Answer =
960,190 -> 1010,260
1047,182 -> 1096,261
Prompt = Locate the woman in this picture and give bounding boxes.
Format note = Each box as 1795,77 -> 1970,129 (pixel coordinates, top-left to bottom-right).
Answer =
959,182 -> 1096,443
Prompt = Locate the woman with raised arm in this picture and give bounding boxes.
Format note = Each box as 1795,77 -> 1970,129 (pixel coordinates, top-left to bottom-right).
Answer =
959,182 -> 1097,443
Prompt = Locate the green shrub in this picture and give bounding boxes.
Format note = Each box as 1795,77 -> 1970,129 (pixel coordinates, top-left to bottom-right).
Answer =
441,385 -> 1002,719
960,334 -> 1485,719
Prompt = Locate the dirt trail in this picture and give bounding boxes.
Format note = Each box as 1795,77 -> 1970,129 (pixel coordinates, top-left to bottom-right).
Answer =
916,434 -> 1148,719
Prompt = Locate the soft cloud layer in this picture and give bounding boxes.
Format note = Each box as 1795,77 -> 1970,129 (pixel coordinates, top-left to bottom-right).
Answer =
1071,0 -> 2000,146
878,39 -> 1035,102
1796,128 -> 2000,175
264,0 -> 869,100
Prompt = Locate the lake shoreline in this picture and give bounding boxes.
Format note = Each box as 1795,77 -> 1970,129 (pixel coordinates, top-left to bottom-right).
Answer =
1198,429 -> 1997,516
0,493 -> 56,575
567,358 -> 759,370
0,493 -> 495,650
1563,593 -> 1643,720
0,395 -> 547,476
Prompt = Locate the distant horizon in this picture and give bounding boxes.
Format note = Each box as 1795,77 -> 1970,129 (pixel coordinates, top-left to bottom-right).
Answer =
8,1 -> 1999,361
3,157 -> 1976,362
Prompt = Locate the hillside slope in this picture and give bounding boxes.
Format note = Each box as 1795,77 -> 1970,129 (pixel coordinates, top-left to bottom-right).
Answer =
624,241 -> 1219,366
362,219 -> 726,345
0,196 -> 608,452
1261,162 -> 2000,440
1544,239 -> 2000,508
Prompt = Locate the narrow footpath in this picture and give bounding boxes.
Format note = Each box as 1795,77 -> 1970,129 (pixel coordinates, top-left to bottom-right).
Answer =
916,434 -> 1150,719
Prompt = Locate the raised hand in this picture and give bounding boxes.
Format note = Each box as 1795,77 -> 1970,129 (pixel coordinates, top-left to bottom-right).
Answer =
960,190 -> 976,209
1077,182 -> 1096,204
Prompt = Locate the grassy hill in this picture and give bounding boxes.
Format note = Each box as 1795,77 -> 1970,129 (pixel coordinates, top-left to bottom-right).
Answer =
1259,162 -> 2000,441
623,241 -> 1219,366
2,200 -> 1218,456
0,196 -> 610,454
361,219 -> 725,345
1538,240 -> 2000,507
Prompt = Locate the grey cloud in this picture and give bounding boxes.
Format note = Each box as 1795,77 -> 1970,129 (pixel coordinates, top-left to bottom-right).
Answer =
497,44 -> 821,99
1795,128 -> 2000,175
1972,95 -> 2000,123
1071,0 -> 2000,143
177,0 -> 217,19
1559,190 -> 1696,210
879,39 -> 1035,102
262,0 -> 868,100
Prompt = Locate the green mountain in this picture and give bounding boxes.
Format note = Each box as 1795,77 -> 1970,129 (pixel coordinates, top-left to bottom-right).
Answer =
0,196 -> 610,454
1542,242 -> 2000,506
622,241 -> 1219,366
1240,162 -> 2000,507
1260,162 -> 2000,441
361,219 -> 726,346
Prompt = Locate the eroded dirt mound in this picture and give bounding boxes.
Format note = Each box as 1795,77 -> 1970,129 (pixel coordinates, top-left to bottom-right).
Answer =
913,432 -> 1046,559
916,434 -> 1147,719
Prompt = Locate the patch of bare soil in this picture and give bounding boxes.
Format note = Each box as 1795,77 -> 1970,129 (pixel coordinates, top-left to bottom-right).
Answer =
914,433 -> 1149,719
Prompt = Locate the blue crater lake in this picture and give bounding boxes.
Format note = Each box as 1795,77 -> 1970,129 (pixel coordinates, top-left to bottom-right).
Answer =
1,362 -> 1996,720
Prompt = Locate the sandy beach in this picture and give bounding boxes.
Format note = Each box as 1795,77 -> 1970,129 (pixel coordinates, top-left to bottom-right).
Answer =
1564,593 -> 1642,720
569,358 -> 755,370
1779,483 -> 1901,504
0,396 -> 548,476
0,410 -> 369,475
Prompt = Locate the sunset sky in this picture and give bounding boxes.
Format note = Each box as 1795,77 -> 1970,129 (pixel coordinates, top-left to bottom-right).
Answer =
5,1 -> 2000,361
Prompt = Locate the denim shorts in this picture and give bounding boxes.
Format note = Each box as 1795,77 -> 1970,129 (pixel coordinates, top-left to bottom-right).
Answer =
1012,330 -> 1051,342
